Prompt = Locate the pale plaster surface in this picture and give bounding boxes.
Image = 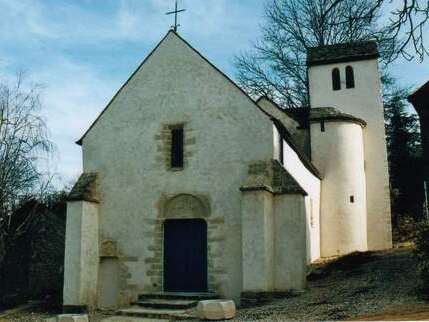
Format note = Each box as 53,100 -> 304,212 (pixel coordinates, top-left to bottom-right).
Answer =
273,194 -> 307,290
280,133 -> 321,262
98,258 -> 120,309
63,201 -> 99,309
241,189 -> 307,292
241,191 -> 274,292
80,31 -> 274,303
310,121 -> 367,256
270,125 -> 321,262
308,59 -> 392,251
63,202 -> 82,306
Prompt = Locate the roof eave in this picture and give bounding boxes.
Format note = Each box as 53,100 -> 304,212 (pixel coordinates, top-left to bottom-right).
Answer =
307,53 -> 380,67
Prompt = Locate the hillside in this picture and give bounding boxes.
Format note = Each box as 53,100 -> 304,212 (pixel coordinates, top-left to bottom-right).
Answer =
236,247 -> 428,321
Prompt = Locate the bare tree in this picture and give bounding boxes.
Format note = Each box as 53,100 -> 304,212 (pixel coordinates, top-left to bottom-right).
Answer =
235,0 -> 429,108
373,0 -> 429,61
0,73 -> 54,263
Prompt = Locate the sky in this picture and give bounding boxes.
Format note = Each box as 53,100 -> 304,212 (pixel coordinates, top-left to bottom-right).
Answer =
0,0 -> 427,187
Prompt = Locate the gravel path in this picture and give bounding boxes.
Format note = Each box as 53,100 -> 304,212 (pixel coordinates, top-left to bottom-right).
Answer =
235,247 -> 426,321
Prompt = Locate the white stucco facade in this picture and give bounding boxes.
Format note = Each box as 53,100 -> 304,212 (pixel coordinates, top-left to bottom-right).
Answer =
63,201 -> 99,310
63,32 -> 392,311
310,121 -> 367,256
308,59 -> 392,252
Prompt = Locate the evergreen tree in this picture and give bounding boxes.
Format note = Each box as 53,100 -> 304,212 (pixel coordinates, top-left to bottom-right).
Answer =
384,87 -> 423,225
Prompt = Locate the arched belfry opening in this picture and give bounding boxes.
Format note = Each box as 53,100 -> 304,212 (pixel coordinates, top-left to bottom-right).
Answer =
332,68 -> 341,91
345,65 -> 355,88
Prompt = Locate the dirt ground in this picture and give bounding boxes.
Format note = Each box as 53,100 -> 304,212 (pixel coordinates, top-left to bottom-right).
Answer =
1,247 -> 428,321
351,304 -> 429,320
235,247 -> 429,321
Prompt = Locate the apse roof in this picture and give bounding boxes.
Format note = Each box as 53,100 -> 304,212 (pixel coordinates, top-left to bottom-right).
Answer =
309,107 -> 367,127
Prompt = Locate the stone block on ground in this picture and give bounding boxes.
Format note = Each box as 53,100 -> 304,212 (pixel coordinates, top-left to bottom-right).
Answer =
197,300 -> 236,320
57,314 -> 89,322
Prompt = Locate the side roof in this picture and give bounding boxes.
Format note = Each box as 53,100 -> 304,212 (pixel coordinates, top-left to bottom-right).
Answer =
408,81 -> 429,109
76,29 -> 269,145
307,41 -> 379,66
256,97 -> 321,179
256,96 -> 310,128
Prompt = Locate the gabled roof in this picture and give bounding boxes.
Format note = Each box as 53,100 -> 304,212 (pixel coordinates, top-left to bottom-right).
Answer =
76,30 -> 270,145
408,81 -> 429,110
307,41 -> 379,66
75,29 -> 321,179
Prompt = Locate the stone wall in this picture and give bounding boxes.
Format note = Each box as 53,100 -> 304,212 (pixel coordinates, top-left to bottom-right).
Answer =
140,194 -> 227,294
155,123 -> 196,170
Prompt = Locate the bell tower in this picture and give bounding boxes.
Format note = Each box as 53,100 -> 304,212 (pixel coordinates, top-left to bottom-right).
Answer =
307,41 -> 392,254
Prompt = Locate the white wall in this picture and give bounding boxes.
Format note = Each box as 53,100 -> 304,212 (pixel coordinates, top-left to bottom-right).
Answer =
63,202 -> 82,306
80,31 -> 273,303
273,127 -> 321,262
241,190 -> 274,291
63,201 -> 99,309
273,194 -> 307,289
308,59 -> 392,250
310,121 -> 367,256
241,186 -> 307,292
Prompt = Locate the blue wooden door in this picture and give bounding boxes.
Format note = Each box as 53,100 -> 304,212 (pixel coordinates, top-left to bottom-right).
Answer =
163,219 -> 208,292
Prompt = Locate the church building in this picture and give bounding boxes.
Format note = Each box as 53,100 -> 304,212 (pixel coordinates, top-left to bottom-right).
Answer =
63,30 -> 392,311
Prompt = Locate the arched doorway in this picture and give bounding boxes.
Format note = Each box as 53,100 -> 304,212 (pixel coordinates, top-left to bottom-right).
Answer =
163,219 -> 207,292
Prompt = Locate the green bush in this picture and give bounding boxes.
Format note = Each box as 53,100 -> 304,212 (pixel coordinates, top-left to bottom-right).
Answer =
415,219 -> 429,293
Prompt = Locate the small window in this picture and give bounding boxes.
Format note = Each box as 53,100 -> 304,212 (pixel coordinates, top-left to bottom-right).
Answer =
332,68 -> 341,91
171,127 -> 184,168
350,195 -> 355,203
345,66 -> 355,88
278,135 -> 284,165
320,120 -> 325,132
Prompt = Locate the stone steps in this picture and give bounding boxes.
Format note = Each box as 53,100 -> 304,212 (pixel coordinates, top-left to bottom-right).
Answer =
117,292 -> 220,320
117,306 -> 195,320
138,292 -> 219,301
133,299 -> 198,310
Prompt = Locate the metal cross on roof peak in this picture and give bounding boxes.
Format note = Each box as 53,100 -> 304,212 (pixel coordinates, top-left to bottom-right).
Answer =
166,0 -> 186,32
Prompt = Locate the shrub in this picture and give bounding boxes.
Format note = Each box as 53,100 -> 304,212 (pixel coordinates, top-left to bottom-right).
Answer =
415,219 -> 429,293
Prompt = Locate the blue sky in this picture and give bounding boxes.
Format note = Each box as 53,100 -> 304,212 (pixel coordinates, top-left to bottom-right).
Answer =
0,0 -> 427,187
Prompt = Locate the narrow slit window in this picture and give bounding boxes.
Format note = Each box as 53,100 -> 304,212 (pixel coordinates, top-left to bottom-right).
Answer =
279,135 -> 284,165
321,120 -> 325,132
345,66 -> 355,88
332,68 -> 341,91
171,127 -> 184,168
350,195 -> 355,203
